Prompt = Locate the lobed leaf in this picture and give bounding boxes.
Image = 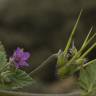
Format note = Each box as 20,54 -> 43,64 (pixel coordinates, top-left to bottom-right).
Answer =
0,69 -> 33,90
80,60 -> 96,96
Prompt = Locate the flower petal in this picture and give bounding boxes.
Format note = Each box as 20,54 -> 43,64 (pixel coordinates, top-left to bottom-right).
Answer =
22,61 -> 29,66
20,61 -> 29,67
13,47 -> 23,57
22,52 -> 30,60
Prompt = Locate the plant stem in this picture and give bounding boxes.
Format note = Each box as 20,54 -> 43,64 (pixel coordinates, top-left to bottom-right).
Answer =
29,54 -> 58,76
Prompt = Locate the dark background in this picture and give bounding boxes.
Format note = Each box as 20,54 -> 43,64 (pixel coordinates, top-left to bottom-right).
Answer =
0,0 -> 96,91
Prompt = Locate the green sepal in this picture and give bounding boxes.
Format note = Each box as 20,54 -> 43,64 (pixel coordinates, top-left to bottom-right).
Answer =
57,64 -> 77,79
57,50 -> 67,67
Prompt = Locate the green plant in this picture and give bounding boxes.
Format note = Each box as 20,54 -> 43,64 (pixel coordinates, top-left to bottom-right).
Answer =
0,43 -> 33,90
80,61 -> 96,96
29,10 -> 96,96
0,9 -> 96,96
56,9 -> 95,77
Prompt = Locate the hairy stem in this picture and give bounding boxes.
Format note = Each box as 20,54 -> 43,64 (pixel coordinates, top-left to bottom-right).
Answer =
29,54 -> 58,76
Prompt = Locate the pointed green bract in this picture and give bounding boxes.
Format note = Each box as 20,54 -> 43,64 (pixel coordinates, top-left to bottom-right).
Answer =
86,32 -> 96,46
57,10 -> 96,80
80,28 -> 96,56
81,27 -> 93,49
64,30 -> 96,67
57,50 -> 68,68
80,43 -> 96,59
64,9 -> 83,56
57,9 -> 83,68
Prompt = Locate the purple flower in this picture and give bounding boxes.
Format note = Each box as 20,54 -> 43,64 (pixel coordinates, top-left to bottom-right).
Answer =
11,48 -> 30,68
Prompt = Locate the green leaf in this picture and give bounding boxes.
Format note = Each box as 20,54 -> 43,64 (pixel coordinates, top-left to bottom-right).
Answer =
0,52 -> 7,72
0,42 -> 33,90
0,42 -> 5,52
0,69 -> 33,90
0,42 -> 7,72
80,60 -> 96,96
